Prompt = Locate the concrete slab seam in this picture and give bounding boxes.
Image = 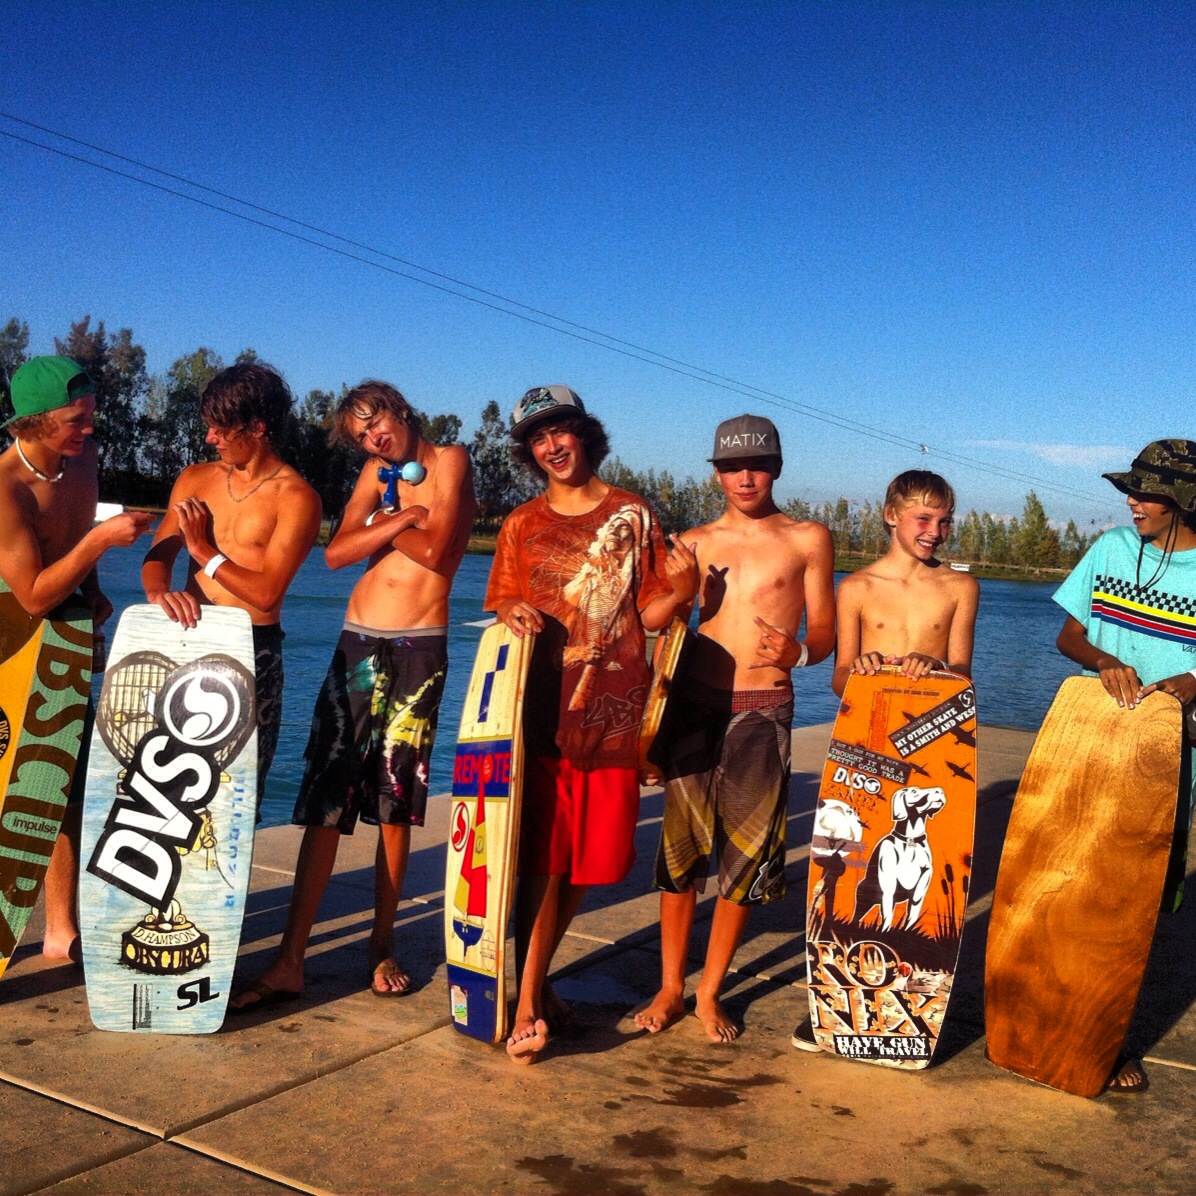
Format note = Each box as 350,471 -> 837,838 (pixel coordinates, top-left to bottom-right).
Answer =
166,1137 -> 333,1196
1143,1055 -> 1196,1073
0,1070 -> 162,1137
6,1139 -> 157,1196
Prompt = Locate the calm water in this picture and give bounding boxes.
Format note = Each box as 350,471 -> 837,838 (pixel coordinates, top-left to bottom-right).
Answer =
94,548 -> 1078,827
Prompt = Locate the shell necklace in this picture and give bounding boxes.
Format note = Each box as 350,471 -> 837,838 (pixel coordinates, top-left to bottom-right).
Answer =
16,441 -> 65,483
226,462 -> 283,503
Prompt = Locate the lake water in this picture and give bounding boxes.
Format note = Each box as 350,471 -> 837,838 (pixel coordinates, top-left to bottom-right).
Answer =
94,547 -> 1079,827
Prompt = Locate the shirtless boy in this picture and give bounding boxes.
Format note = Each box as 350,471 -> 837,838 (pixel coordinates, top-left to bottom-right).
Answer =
793,468 -> 977,1049
232,380 -> 475,1009
0,356 -> 153,960
142,362 -> 322,809
634,414 -> 835,1043
831,470 -> 978,697
487,385 -> 696,1062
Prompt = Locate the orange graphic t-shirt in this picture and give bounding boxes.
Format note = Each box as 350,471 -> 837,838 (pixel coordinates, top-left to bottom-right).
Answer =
485,486 -> 671,769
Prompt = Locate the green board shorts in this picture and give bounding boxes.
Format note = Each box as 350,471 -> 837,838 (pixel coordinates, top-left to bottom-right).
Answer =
291,625 -> 447,834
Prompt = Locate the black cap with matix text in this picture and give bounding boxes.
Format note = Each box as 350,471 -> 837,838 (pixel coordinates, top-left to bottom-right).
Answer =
709,414 -> 782,463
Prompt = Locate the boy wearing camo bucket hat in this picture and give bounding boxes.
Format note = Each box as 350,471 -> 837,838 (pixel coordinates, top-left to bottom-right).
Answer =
1054,438 -> 1196,1093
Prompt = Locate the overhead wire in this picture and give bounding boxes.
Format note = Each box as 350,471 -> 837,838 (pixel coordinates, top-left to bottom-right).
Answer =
0,110 -> 1113,507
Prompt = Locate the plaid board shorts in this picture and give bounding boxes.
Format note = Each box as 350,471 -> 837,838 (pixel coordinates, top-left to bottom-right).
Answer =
654,680 -> 793,905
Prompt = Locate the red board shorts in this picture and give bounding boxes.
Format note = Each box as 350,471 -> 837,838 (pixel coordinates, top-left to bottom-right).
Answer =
519,756 -> 640,885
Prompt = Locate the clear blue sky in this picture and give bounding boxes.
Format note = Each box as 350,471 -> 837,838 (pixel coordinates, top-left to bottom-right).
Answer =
3,1 -> 1193,527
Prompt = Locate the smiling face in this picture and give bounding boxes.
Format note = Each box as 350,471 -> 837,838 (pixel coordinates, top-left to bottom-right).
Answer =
527,421 -> 592,486
888,499 -> 953,561
713,456 -> 779,515
1127,491 -> 1178,545
40,394 -> 97,457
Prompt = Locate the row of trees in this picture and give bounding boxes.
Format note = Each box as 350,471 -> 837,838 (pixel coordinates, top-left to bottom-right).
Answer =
2,315 -> 1091,569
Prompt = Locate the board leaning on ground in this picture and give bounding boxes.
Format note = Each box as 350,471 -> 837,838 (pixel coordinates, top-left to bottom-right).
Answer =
805,666 -> 978,1069
985,676 -> 1182,1097
80,604 -> 258,1033
445,621 -> 534,1044
0,585 -> 92,983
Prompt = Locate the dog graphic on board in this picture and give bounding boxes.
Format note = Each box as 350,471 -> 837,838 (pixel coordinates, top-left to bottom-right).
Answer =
853,785 -> 946,931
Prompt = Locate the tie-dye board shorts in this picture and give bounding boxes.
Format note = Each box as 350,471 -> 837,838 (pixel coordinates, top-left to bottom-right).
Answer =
291,626 -> 447,833
654,680 -> 793,905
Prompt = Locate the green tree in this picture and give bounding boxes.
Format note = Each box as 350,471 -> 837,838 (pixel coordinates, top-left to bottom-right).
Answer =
783,497 -> 813,521
956,510 -> 984,562
1060,520 -> 1087,569
56,316 -> 148,475
1013,492 -> 1060,568
415,409 -> 463,446
981,513 -> 1007,564
470,400 -> 535,526
857,500 -> 886,557
0,317 -> 29,400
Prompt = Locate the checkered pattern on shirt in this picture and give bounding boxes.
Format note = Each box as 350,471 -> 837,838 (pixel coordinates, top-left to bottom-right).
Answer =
1092,573 -> 1196,644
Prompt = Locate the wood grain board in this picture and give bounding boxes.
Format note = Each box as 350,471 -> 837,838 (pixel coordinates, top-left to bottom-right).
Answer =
0,586 -> 92,982
80,605 -> 257,1033
805,667 -> 977,1068
638,616 -> 692,783
445,622 -> 533,1043
985,676 -> 1182,1097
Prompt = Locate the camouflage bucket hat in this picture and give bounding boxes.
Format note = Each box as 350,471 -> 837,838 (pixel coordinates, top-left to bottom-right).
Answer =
1103,440 -> 1196,514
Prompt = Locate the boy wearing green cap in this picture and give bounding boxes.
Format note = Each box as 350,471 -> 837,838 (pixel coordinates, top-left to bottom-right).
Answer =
1054,438 -> 1196,1092
0,356 -> 153,960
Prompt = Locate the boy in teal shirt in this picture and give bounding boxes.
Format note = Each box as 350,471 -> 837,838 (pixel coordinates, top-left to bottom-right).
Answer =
1054,438 -> 1196,1092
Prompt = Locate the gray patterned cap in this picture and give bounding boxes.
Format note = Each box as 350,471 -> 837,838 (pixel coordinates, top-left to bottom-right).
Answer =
1103,440 -> 1196,513
510,385 -> 586,442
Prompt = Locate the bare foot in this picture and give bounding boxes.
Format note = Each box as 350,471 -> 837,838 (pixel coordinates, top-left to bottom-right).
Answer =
229,962 -> 303,1011
370,958 -> 411,997
634,990 -> 686,1034
694,993 -> 740,1043
507,1017 -> 551,1064
543,983 -> 578,1033
42,933 -> 82,964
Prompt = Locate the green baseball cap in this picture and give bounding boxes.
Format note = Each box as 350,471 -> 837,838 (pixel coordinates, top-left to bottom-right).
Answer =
3,356 -> 95,429
1103,440 -> 1196,514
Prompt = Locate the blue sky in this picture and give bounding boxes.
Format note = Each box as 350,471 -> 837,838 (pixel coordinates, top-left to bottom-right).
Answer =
3,2 -> 1193,527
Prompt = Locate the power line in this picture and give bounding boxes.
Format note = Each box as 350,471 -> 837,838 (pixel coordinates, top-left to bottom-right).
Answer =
0,111 -> 1113,507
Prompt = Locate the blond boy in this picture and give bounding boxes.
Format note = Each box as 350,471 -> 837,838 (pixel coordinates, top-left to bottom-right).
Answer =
832,470 -> 978,696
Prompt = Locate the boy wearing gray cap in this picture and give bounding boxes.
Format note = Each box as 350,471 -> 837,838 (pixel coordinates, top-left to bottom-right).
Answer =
0,356 -> 153,961
636,414 -> 835,1042
487,385 -> 698,1062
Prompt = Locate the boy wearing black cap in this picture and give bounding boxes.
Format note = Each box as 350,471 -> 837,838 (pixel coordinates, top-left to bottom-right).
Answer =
635,414 -> 835,1042
1054,439 -> 1196,1093
0,356 -> 153,960
487,385 -> 697,1061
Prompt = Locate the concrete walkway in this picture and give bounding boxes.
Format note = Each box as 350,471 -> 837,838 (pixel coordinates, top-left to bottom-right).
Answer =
2,723 -> 1194,1195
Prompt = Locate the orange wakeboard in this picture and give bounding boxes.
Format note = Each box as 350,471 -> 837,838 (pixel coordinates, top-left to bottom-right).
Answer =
805,667 -> 977,1068
985,677 -> 1182,1097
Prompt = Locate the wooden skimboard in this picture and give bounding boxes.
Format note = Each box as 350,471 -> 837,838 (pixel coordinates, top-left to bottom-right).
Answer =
985,676 -> 1181,1097
805,667 -> 977,1068
638,616 -> 693,782
445,622 -> 533,1043
80,605 -> 257,1033
0,586 -> 92,983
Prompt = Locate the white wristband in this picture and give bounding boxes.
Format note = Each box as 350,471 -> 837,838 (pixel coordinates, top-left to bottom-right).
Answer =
795,642 -> 809,669
203,553 -> 228,579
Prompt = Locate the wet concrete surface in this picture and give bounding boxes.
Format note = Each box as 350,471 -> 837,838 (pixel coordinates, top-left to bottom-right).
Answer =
2,722 -> 1194,1195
